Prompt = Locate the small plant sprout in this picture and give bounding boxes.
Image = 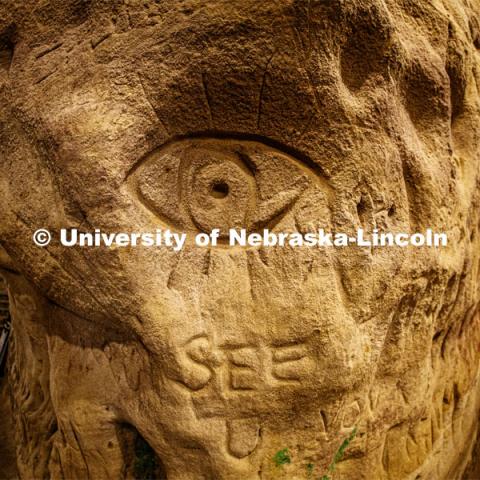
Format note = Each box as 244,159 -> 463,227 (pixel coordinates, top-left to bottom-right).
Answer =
273,448 -> 291,468
322,427 -> 358,480
273,427 -> 358,480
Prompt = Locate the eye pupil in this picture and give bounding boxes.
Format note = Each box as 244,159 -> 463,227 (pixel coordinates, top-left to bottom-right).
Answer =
210,181 -> 229,199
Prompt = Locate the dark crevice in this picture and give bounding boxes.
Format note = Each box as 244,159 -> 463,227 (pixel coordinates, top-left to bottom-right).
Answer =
0,26 -> 15,73
210,181 -> 229,199
356,196 -> 369,229
117,423 -> 167,479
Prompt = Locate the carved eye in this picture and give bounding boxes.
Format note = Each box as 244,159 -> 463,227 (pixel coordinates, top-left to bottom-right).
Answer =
129,138 -> 319,236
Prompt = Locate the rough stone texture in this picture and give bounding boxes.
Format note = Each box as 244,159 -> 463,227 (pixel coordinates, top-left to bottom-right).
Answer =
0,277 -> 17,480
0,0 -> 480,479
0,377 -> 18,480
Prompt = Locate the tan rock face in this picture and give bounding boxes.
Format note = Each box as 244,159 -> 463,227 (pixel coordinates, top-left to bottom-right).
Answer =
0,1 -> 479,478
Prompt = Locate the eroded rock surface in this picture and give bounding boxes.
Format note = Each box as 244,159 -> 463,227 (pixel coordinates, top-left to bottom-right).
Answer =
0,1 -> 479,479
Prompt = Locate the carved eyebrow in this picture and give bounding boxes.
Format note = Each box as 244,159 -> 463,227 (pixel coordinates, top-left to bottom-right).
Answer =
125,131 -> 330,184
